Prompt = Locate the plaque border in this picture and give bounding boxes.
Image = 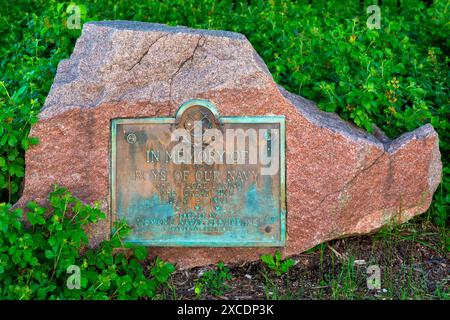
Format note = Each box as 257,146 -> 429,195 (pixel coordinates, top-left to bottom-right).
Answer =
110,99 -> 286,247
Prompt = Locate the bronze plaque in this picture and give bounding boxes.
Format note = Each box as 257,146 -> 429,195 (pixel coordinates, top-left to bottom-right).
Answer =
110,99 -> 286,246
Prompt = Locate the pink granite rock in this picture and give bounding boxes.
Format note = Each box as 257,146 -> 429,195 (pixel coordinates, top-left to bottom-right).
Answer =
16,21 -> 442,268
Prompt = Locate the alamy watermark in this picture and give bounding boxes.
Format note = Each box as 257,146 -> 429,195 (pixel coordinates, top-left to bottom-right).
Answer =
367,5 -> 381,30
366,264 -> 381,290
65,4 -> 87,30
66,265 -> 81,289
145,121 -> 280,176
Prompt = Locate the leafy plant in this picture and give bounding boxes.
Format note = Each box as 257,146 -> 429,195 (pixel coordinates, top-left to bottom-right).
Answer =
0,186 -> 174,299
0,0 -> 448,300
0,0 -> 446,238
261,251 -> 295,277
194,261 -> 232,298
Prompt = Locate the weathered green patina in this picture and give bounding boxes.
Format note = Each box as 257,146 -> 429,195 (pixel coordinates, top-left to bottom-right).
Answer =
110,99 -> 286,246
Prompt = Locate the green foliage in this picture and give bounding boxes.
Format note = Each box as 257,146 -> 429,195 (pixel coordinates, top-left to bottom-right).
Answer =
194,261 -> 232,298
0,0 -> 447,301
0,186 -> 174,299
0,0 -> 447,229
324,257 -> 359,300
259,251 -> 295,299
261,250 -> 295,276
0,1 -> 79,203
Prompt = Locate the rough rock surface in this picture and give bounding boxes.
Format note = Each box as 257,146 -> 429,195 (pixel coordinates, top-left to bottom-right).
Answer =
16,21 -> 442,268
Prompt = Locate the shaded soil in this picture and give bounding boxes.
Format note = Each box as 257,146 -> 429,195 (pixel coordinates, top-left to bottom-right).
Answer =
162,221 -> 449,300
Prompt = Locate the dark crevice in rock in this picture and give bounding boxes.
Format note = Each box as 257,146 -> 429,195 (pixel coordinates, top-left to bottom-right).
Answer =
309,149 -> 386,214
126,33 -> 169,71
170,35 -> 205,83
168,34 -> 206,114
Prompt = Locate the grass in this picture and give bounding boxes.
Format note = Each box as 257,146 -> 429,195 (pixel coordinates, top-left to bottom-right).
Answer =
164,216 -> 448,300
0,0 -> 447,300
